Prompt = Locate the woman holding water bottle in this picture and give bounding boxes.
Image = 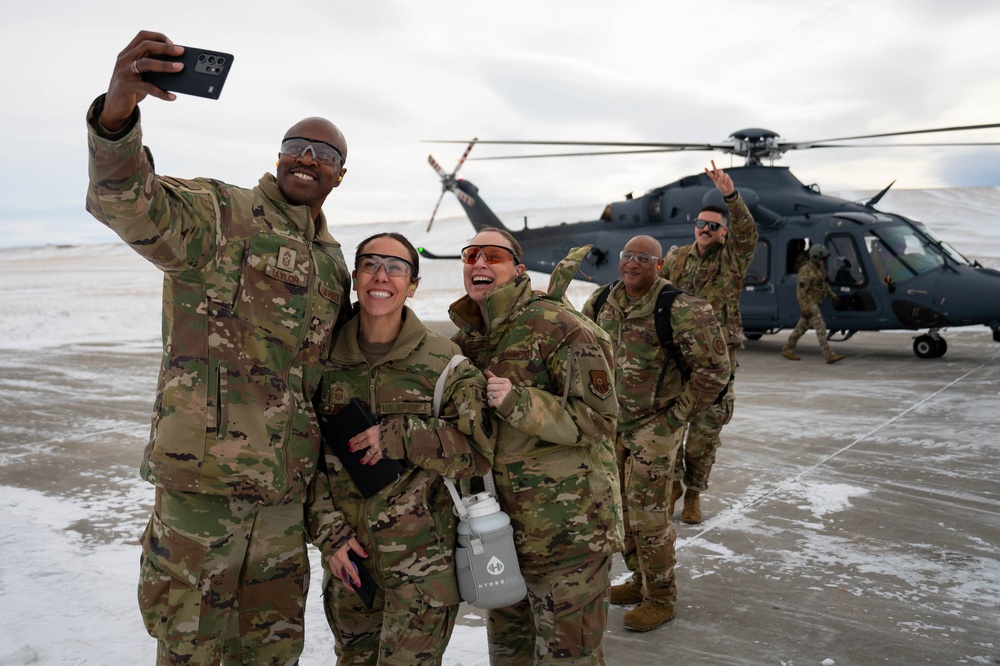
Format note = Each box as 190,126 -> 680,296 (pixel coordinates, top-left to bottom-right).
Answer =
448,228 -> 622,666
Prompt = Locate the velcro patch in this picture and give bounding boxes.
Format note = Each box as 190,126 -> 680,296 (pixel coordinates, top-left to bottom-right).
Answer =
589,369 -> 613,400
265,264 -> 305,286
378,402 -> 432,415
714,337 -> 727,356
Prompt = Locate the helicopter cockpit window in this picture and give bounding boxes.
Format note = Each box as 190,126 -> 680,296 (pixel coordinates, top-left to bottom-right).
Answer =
745,240 -> 769,285
911,222 -> 972,266
867,226 -> 945,282
827,235 -> 866,287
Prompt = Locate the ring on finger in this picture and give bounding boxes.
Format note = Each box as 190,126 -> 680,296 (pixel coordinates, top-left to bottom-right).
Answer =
131,60 -> 141,75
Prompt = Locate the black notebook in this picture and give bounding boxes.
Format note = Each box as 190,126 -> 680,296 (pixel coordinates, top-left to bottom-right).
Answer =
319,398 -> 404,498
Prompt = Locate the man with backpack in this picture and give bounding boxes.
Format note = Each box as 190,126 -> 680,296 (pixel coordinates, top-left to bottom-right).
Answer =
583,235 -> 730,632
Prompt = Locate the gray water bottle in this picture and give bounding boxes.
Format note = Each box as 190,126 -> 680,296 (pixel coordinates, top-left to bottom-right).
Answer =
455,492 -> 526,609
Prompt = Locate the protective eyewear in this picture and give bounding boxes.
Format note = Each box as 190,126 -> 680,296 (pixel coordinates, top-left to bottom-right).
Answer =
619,251 -> 660,265
460,244 -> 521,266
356,254 -> 414,278
279,137 -> 345,166
695,219 -> 724,232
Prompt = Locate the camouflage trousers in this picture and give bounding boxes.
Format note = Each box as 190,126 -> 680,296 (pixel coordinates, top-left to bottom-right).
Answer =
487,553 -> 611,665
322,569 -> 460,666
138,488 -> 309,665
784,310 -> 833,357
675,368 -> 736,492
618,416 -> 683,605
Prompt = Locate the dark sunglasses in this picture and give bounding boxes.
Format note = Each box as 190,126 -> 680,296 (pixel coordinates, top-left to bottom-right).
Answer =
695,219 -> 724,232
460,244 -> 521,266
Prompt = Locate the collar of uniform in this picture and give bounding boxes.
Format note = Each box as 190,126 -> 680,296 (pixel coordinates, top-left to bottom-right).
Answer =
329,305 -> 426,365
611,276 -> 669,315
449,274 -> 533,337
256,173 -> 337,246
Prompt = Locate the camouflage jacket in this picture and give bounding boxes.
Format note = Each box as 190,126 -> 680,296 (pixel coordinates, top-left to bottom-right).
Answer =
660,192 -> 758,348
85,96 -> 351,504
796,260 -> 837,309
449,275 -> 623,571
582,277 -> 731,433
306,307 -> 494,591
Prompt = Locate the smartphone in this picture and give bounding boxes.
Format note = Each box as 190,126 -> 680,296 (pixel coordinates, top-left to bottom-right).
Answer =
141,46 -> 234,100
347,551 -> 379,610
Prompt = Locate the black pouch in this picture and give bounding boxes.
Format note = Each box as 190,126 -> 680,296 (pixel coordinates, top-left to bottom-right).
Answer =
319,398 -> 405,497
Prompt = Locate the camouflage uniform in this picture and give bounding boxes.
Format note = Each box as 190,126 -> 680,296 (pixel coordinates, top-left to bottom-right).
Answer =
660,192 -> 757,491
306,307 -> 495,665
582,278 -> 730,610
783,259 -> 838,358
85,95 -> 351,664
450,273 -> 622,666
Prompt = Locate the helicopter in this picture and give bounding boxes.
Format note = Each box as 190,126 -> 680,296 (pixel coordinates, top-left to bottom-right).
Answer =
422,126 -> 1000,358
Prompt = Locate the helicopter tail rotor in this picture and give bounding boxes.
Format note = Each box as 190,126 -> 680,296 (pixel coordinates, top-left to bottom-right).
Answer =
427,138 -> 478,232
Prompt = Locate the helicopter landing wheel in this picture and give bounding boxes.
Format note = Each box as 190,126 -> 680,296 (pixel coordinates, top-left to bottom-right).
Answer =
913,335 -> 947,359
744,331 -> 763,341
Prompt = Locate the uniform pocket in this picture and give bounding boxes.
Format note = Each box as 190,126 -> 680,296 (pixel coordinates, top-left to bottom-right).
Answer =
137,511 -> 208,643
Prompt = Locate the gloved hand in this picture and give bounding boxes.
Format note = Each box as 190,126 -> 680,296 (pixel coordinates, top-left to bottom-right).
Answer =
801,309 -> 812,318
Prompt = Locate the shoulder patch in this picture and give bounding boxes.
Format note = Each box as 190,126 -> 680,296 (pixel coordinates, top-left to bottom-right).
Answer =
589,369 -> 613,400
713,337 -> 727,356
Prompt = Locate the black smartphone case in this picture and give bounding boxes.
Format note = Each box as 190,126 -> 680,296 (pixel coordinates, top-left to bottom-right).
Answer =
319,398 -> 405,498
348,551 -> 379,610
142,46 -> 234,100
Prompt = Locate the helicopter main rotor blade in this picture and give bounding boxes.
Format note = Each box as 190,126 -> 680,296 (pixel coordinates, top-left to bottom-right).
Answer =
470,147 -> 714,161
787,122 -> 1000,147
427,139 -> 724,150
785,141 -> 1000,149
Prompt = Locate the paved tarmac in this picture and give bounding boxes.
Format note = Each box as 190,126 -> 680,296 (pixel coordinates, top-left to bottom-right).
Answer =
423,322 -> 1000,665
616,329 -> 1000,666
1,327 -> 997,665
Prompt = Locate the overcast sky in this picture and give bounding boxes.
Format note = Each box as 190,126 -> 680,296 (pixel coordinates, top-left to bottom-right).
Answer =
3,0 -> 1000,248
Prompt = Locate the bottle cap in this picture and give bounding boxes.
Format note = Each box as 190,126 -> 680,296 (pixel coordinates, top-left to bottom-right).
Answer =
464,492 -> 501,518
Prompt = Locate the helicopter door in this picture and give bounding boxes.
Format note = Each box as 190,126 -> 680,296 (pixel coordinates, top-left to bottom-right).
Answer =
740,239 -> 777,323
827,234 -> 880,316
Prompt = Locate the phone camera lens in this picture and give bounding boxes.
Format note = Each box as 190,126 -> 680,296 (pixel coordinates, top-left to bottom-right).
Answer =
208,56 -> 216,64
217,57 -> 226,65
198,54 -> 207,62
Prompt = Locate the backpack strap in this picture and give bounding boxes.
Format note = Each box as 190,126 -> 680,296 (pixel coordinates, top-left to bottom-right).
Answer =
589,280 -> 619,323
652,283 -> 691,394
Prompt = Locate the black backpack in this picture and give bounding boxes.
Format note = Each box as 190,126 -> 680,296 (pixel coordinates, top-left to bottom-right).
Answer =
590,281 -> 731,404
592,280 -> 684,369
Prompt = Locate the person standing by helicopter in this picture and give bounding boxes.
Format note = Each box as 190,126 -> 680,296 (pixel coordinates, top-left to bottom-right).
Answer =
781,244 -> 846,363
659,161 -> 758,525
584,235 -> 730,633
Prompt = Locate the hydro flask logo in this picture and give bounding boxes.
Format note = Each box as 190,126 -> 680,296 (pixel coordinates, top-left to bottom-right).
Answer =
486,556 -> 505,576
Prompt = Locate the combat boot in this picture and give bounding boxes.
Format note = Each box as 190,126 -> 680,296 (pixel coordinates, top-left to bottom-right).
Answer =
609,580 -> 643,606
826,353 -> 845,364
781,349 -> 800,360
668,481 -> 683,515
681,489 -> 702,524
623,600 -> 675,632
